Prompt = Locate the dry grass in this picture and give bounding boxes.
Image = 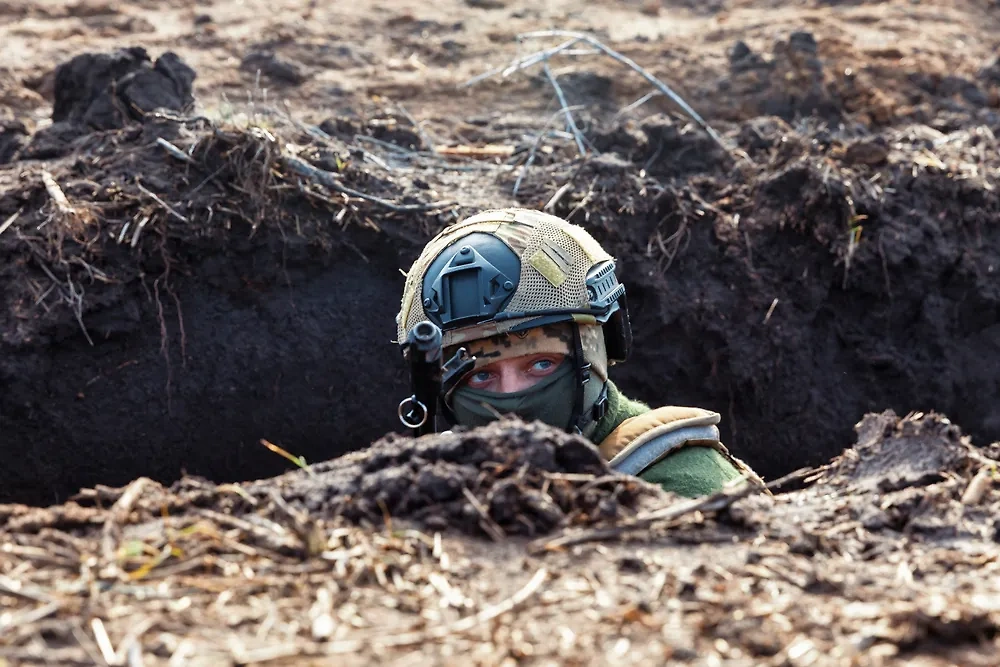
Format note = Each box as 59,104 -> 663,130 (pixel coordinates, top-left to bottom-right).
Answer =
2,412 -> 1000,666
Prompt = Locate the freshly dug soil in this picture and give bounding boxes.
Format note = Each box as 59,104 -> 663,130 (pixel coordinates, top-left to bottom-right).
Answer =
2,0 -> 1000,507
1,417 -> 654,539
0,115 -> 427,505
2,410 -> 998,665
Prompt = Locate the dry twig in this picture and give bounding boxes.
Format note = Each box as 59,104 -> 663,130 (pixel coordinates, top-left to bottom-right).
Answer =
136,182 -> 189,223
462,487 -> 506,542
101,477 -> 156,565
41,170 -> 77,220
542,62 -> 587,156
155,137 -> 195,164
464,30 -> 729,153
378,568 -> 549,647
0,208 -> 20,238
282,155 -> 455,212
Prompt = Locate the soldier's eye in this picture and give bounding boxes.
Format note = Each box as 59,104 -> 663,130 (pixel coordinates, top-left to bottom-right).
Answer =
531,359 -> 554,372
469,370 -> 492,385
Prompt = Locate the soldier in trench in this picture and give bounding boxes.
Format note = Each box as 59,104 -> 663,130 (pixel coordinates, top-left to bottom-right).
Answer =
396,208 -> 763,497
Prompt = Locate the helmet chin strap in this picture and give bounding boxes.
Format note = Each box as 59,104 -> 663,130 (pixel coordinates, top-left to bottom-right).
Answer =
570,323 -> 608,436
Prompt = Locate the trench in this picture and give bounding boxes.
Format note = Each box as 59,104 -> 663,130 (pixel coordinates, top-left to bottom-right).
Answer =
3,46 -> 1000,506
1,230 -> 411,505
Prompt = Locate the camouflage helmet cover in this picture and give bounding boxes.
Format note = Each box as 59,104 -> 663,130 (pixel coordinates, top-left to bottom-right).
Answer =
396,208 -> 629,366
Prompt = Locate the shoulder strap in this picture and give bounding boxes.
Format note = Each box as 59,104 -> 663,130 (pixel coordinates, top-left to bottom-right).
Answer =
599,406 -> 767,489
599,406 -> 720,461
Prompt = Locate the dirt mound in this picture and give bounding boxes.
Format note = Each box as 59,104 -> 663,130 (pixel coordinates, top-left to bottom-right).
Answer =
51,47 -> 194,128
0,118 -> 30,165
23,47 -> 195,160
721,31 -> 841,123
247,419 -> 652,536
0,70 -> 43,165
0,418 -> 652,538
2,411 -> 998,665
731,410 -> 995,541
825,410 -> 972,490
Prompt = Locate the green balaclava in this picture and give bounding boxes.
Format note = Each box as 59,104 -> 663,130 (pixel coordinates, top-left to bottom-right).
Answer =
449,358 -> 578,430
442,323 -> 608,437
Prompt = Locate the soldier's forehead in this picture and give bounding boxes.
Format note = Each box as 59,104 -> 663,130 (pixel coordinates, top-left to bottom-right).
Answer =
449,323 -> 573,354
485,323 -> 571,345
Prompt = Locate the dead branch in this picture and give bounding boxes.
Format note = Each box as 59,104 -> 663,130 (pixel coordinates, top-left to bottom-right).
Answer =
461,487 -> 506,542
136,182 -> 188,223
962,465 -> 995,505
542,62 -> 587,156
465,30 -> 730,154
282,155 -> 456,212
523,30 -> 727,149
155,137 -> 195,164
396,104 -> 438,154
512,110 -> 585,196
41,170 -> 77,219
0,208 -> 21,238
461,37 -> 582,88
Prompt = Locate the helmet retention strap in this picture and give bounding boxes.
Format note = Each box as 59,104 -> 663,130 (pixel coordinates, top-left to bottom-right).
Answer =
570,323 -> 590,435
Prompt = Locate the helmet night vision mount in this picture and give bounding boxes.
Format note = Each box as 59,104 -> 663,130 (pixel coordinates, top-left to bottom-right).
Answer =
420,232 -> 631,362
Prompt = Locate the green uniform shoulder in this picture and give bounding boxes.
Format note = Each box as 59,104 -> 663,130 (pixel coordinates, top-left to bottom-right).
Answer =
638,446 -> 742,497
592,382 -> 761,497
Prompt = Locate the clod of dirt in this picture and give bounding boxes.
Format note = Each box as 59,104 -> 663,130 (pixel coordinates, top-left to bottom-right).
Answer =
719,31 -> 840,122
730,410 -> 997,546
589,114 -> 727,177
23,48 -> 195,159
322,113 -> 428,151
728,40 -> 766,73
251,418 -> 654,537
841,135 -> 890,166
17,121 -> 85,160
822,410 -> 973,491
52,47 -> 195,129
240,51 -> 307,85
0,118 -> 30,164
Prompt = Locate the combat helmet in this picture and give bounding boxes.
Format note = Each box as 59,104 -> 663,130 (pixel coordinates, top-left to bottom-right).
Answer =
396,207 -> 632,435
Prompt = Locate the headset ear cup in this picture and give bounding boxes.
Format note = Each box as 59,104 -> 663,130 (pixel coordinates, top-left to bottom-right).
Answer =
604,293 -> 632,362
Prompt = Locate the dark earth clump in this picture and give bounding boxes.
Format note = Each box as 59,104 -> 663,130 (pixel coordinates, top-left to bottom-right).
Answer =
723,409 -> 998,563
248,418 -> 652,537
22,47 -> 195,160
720,31 -> 842,123
240,51 -> 307,85
0,118 -> 30,165
50,47 -> 195,128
